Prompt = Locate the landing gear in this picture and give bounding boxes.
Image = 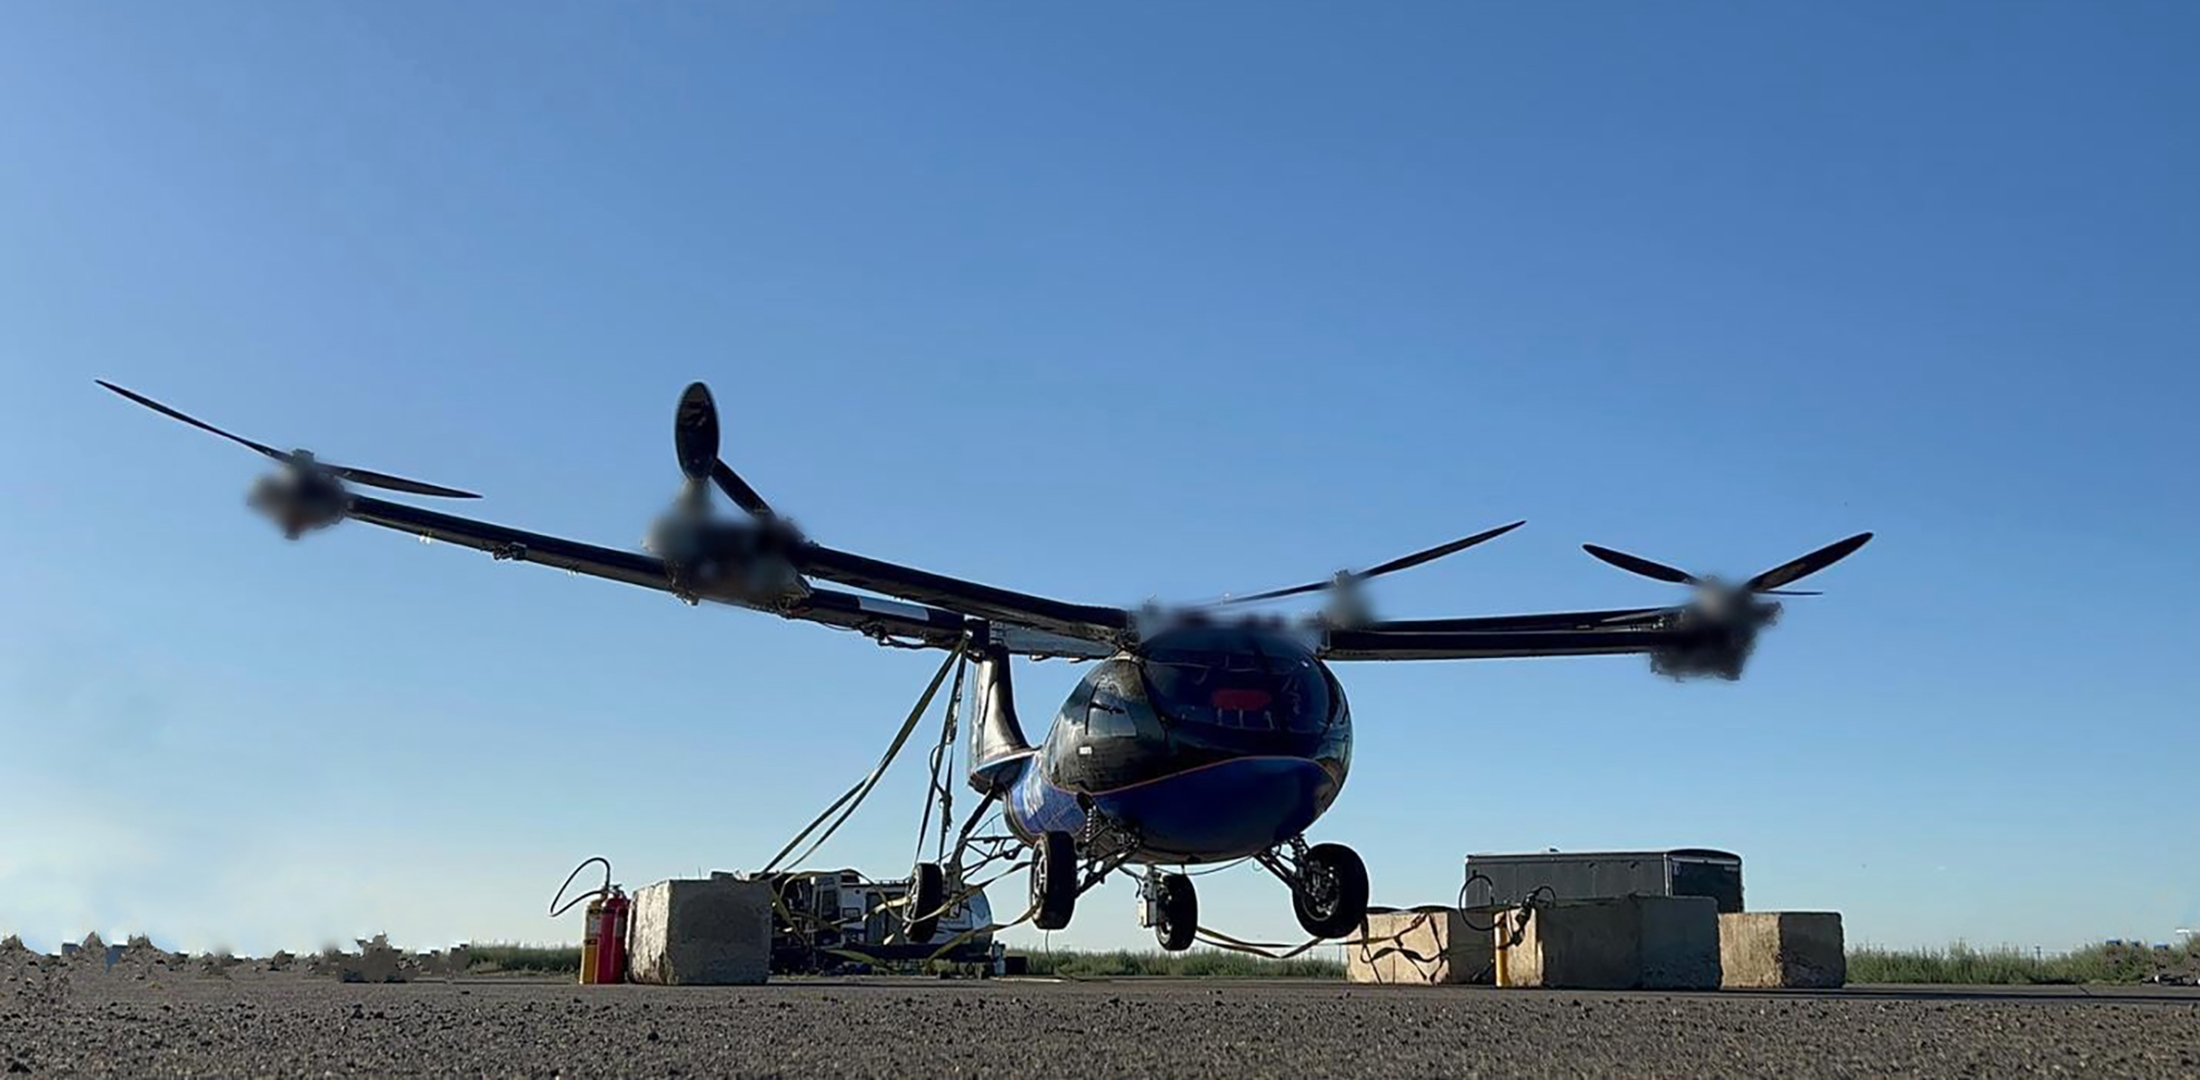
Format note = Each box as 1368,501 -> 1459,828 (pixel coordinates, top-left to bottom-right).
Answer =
1260,839 -> 1369,940
1031,831 -> 1078,930
1291,843 -> 1369,938
1141,872 -> 1198,951
906,862 -> 945,944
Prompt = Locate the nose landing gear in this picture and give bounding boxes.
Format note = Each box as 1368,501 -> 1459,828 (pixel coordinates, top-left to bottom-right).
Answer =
1139,871 -> 1199,951
1259,838 -> 1369,939
1027,828 -> 1363,948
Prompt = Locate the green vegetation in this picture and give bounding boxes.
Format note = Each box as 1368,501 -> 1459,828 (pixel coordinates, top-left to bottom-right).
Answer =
465,942 -> 582,974
1015,947 -> 1343,979
1848,939 -> 2198,985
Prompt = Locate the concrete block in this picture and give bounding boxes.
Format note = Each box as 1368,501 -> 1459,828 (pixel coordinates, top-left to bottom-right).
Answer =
1637,895 -> 1722,990
627,875 -> 772,986
1496,896 -> 1721,990
1719,912 -> 1845,989
1346,908 -> 1496,985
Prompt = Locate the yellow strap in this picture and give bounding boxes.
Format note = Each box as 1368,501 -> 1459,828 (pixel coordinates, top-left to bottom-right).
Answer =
761,646 -> 963,875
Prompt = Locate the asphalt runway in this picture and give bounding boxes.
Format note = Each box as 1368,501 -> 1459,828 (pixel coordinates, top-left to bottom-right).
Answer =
7,971 -> 2200,1077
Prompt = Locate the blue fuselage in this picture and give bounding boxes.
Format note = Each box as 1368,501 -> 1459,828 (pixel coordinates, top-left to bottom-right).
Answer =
1002,626 -> 1352,864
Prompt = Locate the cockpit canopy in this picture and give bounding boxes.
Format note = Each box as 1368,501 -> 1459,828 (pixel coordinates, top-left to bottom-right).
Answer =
1138,627 -> 1342,735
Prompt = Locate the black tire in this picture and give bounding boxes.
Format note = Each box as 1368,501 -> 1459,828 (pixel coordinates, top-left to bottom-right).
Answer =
907,862 -> 945,944
1031,831 -> 1078,931
1291,843 -> 1369,939
1154,872 -> 1198,952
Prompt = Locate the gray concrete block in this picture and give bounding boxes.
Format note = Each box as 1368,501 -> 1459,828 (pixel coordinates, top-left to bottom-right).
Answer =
1346,908 -> 1496,985
1719,911 -> 1846,988
1496,896 -> 1722,990
1636,895 -> 1721,989
627,876 -> 772,986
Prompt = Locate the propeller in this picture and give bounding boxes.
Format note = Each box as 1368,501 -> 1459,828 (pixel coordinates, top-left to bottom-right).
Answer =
96,380 -> 480,498
1217,519 -> 1527,606
1581,532 -> 1873,596
673,381 -> 775,519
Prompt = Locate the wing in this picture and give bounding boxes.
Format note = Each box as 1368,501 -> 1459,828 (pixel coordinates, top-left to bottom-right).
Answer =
1320,624 -> 1716,661
1352,606 -> 1682,633
791,543 -> 1132,644
345,495 -> 1114,659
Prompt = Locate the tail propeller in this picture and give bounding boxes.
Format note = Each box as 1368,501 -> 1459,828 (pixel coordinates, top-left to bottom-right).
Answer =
1581,532 -> 1874,596
674,382 -> 776,520
96,380 -> 480,499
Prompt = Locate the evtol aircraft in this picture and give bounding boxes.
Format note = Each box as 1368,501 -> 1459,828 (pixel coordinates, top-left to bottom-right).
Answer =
100,380 -> 1871,951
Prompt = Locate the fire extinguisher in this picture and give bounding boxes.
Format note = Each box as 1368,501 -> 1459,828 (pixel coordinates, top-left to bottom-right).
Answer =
585,887 -> 630,985
552,856 -> 629,985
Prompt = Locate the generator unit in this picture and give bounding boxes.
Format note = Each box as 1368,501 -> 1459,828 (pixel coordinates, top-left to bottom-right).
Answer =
767,869 -> 998,974
1461,848 -> 1744,913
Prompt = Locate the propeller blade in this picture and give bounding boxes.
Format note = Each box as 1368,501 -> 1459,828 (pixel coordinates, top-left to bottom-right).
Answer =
1745,532 -> 1873,592
325,465 -> 480,500
671,380 -> 775,517
1220,578 -> 1330,606
1757,589 -> 1822,597
1220,520 -> 1525,605
674,382 -> 720,482
1359,520 -> 1527,579
710,460 -> 775,519
96,380 -> 285,462
1581,544 -> 1700,586
98,380 -> 480,499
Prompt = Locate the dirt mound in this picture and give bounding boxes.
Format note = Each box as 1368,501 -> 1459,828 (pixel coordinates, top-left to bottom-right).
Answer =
109,935 -> 185,981
1,935 -> 46,981
303,935 -> 413,983
65,931 -> 107,965
339,934 -> 410,984
2,936 -> 63,1009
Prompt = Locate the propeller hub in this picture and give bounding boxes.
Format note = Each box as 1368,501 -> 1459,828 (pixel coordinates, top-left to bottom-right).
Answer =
1691,577 -> 1742,617
247,468 -> 348,539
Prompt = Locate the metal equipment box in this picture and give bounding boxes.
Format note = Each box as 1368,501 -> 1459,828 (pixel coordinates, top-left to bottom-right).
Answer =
1462,849 -> 1743,914
766,868 -> 997,974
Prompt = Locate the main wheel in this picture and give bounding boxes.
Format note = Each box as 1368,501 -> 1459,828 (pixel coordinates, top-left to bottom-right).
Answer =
1153,872 -> 1198,952
1290,843 -> 1369,939
1031,831 -> 1078,931
907,862 -> 945,944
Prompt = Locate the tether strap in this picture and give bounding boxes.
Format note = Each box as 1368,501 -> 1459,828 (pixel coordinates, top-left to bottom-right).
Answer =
761,645 -> 963,874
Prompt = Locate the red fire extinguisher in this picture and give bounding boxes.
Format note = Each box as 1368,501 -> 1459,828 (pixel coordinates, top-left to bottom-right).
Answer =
587,887 -> 630,985
554,856 -> 629,985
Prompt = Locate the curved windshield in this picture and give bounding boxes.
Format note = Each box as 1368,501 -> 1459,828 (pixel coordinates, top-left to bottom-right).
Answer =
1142,634 -> 1333,734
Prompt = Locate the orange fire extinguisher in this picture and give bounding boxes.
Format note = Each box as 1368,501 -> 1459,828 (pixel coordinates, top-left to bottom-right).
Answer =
553,856 -> 629,985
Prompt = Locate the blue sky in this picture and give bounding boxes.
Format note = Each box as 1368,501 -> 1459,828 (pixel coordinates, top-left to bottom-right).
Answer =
3,2 -> 2195,955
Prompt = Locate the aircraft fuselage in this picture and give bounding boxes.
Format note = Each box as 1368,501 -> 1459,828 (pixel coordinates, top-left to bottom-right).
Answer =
1004,626 -> 1352,864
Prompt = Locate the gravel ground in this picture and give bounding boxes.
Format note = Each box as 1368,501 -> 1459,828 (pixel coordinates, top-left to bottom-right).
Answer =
6,966 -> 2200,1077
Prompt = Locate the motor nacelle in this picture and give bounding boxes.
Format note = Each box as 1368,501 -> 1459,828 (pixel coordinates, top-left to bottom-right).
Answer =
1583,532 -> 1873,680
645,506 -> 808,605
1650,593 -> 1776,680
246,466 -> 348,540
